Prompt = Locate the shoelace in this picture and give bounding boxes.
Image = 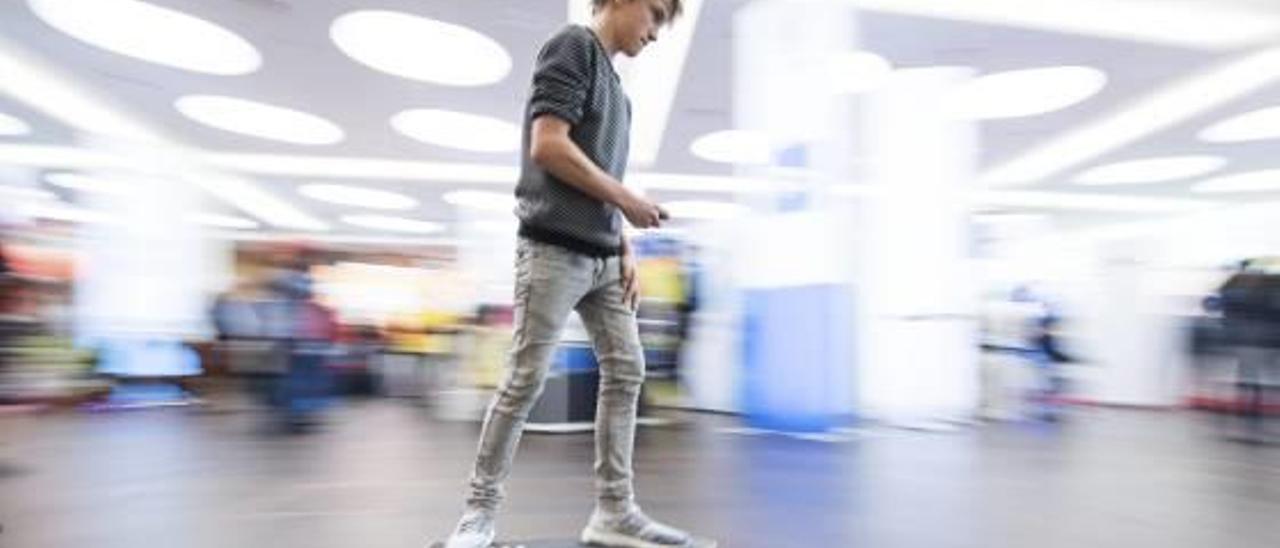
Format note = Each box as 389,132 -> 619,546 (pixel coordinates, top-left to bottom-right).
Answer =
458,514 -> 490,534
614,511 -> 650,533
614,512 -> 687,543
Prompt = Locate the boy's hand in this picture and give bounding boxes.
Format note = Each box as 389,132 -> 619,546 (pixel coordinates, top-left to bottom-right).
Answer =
620,250 -> 640,312
620,190 -> 666,229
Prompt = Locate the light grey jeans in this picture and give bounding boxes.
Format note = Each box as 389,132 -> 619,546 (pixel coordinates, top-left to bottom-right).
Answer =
466,237 -> 646,513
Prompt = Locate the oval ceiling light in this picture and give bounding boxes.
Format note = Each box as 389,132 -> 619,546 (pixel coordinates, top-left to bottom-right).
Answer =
1074,155 -> 1228,186
331,10 -> 510,86
1199,106 -> 1280,143
342,214 -> 444,234
392,109 -> 520,152
28,0 -> 261,75
175,95 -> 344,145
690,130 -> 772,165
0,112 -> 33,136
43,171 -> 135,194
299,183 -> 417,210
443,190 -> 515,212
1192,170 -> 1280,193
825,51 -> 893,94
190,213 -> 260,230
949,66 -> 1107,120
661,200 -> 749,221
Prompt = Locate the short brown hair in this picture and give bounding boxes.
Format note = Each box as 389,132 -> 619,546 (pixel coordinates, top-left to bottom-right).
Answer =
591,0 -> 683,24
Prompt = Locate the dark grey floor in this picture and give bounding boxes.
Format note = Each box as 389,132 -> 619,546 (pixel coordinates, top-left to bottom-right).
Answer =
1,400 -> 1278,548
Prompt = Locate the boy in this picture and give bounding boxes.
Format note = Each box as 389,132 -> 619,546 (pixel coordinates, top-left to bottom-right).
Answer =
443,1 -> 713,547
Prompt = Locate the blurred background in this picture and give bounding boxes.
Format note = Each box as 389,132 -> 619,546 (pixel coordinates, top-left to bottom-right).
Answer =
1,1 -> 1279,547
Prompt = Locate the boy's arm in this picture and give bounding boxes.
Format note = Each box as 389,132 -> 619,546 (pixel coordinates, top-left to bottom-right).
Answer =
530,115 -> 666,229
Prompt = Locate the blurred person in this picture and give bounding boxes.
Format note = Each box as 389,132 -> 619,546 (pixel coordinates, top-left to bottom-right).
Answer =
441,1 -> 714,547
209,280 -> 277,409
1189,273 -> 1235,409
1216,260 -> 1280,443
978,293 -> 1041,421
261,248 -> 337,432
980,285 -> 1072,422
1014,288 -> 1070,422
211,283 -> 248,342
1030,314 -> 1074,422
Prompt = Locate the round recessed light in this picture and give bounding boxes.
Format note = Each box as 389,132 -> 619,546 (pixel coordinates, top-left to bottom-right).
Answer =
28,0 -> 261,75
1192,170 -> 1280,193
43,172 -> 135,194
299,183 -> 417,210
949,66 -> 1107,120
661,200 -> 748,221
392,109 -> 520,153
443,190 -> 515,212
690,130 -> 772,165
175,95 -> 344,145
331,10 -> 511,86
1074,155 -> 1228,186
1199,106 -> 1280,143
342,214 -> 444,234
825,51 -> 893,94
0,112 -> 33,136
190,213 -> 260,230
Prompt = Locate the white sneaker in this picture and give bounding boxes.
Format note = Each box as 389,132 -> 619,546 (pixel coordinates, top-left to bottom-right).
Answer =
443,508 -> 496,548
581,508 -> 710,548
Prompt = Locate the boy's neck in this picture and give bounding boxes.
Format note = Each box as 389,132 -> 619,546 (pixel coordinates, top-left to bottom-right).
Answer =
590,18 -> 620,57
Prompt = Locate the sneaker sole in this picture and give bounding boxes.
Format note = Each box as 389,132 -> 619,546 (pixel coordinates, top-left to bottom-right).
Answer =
580,526 -> 717,548
439,531 -> 495,548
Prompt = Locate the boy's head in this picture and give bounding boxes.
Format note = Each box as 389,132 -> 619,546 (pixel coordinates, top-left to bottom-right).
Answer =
592,0 -> 683,57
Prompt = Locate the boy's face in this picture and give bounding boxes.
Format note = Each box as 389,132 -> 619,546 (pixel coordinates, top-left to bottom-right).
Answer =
610,0 -> 672,57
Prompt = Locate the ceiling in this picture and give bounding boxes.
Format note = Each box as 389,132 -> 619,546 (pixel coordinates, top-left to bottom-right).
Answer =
1,0 -> 1280,238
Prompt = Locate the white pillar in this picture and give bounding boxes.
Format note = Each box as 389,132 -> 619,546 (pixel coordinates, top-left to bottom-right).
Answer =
721,0 -> 858,429
74,140 -> 213,376
856,68 -> 981,424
